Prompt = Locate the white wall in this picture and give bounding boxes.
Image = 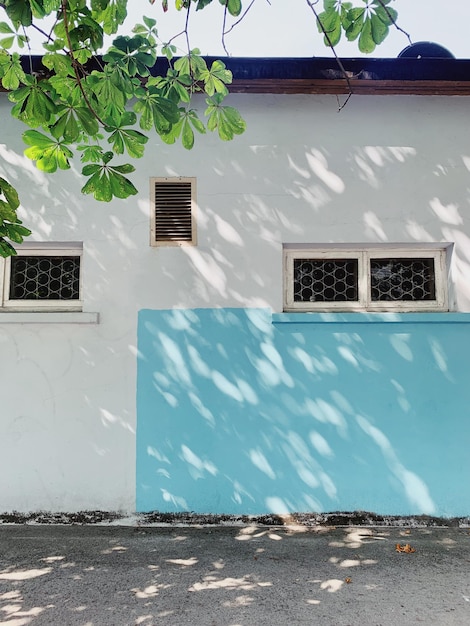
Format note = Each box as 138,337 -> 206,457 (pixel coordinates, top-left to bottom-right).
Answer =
1,91 -> 470,512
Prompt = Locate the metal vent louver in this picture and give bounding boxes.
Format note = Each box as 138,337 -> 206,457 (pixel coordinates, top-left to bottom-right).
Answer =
153,180 -> 194,244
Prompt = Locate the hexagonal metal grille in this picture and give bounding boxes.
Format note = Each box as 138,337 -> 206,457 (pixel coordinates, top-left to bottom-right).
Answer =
9,256 -> 80,300
370,258 -> 436,301
293,258 -> 359,302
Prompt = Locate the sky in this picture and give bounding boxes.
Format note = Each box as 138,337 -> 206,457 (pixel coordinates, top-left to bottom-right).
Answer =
19,1 -> 470,59
120,0 -> 470,59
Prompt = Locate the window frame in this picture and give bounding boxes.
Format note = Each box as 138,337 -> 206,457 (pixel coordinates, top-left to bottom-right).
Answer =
283,245 -> 449,313
0,243 -> 83,312
150,176 -> 197,247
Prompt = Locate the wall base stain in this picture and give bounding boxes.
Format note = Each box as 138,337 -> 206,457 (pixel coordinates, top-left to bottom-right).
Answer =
1,510 -> 469,527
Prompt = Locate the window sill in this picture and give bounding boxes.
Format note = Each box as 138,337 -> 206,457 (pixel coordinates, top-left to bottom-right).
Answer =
272,312 -> 470,325
0,311 -> 99,324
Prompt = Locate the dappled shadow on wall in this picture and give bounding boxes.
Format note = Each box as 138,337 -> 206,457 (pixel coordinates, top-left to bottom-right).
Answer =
136,307 -> 470,517
161,113 -> 470,311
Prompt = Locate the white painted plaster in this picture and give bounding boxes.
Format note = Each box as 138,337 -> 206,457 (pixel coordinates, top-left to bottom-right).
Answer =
1,91 -> 470,512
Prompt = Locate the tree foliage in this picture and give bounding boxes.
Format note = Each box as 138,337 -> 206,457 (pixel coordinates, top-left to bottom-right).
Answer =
315,0 -> 398,53
0,0 -> 400,256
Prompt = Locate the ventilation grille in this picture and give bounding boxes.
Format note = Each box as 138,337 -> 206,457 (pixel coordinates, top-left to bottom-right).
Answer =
153,180 -> 194,244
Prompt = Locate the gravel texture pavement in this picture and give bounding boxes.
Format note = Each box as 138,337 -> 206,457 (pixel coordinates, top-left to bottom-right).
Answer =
0,524 -> 469,625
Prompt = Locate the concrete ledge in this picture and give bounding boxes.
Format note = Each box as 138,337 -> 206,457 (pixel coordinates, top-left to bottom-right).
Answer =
0,311 -> 99,324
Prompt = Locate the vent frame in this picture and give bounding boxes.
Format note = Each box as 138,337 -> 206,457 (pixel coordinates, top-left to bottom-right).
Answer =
150,177 -> 197,246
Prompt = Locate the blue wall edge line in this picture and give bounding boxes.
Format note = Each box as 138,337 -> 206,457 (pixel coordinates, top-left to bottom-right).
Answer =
272,313 -> 470,324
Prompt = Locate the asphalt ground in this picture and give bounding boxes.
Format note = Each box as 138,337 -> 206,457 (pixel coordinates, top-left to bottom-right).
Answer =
0,524 -> 469,626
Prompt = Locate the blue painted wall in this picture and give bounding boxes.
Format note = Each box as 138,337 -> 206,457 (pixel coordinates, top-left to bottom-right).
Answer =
136,308 -> 470,516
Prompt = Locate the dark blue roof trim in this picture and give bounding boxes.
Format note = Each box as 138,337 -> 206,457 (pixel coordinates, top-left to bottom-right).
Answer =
202,57 -> 470,82
21,55 -> 470,83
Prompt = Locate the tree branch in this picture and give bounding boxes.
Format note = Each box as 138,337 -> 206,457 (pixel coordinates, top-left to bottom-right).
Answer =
61,0 -> 106,126
305,0 -> 353,111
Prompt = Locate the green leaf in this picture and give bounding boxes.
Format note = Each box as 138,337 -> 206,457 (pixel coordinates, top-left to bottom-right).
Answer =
5,221 -> 30,243
358,17 -> 376,54
81,162 -> 137,201
79,144 -> 104,163
120,129 -> 148,158
42,53 -> 74,76
108,169 -> 138,198
92,0 -> 128,35
29,0 -> 47,19
0,239 -> 17,258
205,95 -> 246,141
218,0 -> 241,17
317,9 -> 341,47
75,108 -> 100,136
196,0 -> 213,10
370,13 -> 388,45
0,36 -> 15,49
143,15 -> 157,29
0,22 -> 14,34
87,70 -> 127,115
10,81 -> 57,126
375,3 -> 397,26
134,88 -> 180,134
43,0 -> 61,11
0,52 -> 25,89
82,170 -> 113,202
0,176 -> 30,256
0,176 -> 19,211
200,60 -> 232,96
174,52 -> 208,80
110,163 -> 135,174
188,111 -> 206,135
23,129 -> 55,149
23,130 -> 73,173
3,0 -> 33,28
82,163 -> 101,176
181,118 -> 194,149
103,150 -> 114,164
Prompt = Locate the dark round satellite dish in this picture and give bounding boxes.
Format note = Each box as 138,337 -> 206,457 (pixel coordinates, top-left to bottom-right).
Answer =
398,42 -> 455,59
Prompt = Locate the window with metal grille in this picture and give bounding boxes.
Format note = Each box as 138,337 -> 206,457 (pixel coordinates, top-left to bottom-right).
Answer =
284,246 -> 449,312
370,258 -> 436,302
150,177 -> 196,246
0,244 -> 83,311
294,258 -> 359,303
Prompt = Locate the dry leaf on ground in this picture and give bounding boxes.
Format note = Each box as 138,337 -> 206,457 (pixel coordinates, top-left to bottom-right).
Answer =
396,543 -> 416,553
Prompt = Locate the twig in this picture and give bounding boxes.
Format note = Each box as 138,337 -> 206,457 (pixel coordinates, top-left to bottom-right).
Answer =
222,0 -> 265,55
376,0 -> 412,46
305,0 -> 353,111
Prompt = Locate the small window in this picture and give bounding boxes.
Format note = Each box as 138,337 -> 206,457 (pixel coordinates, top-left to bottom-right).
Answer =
0,243 -> 83,311
284,246 -> 449,312
150,177 -> 196,246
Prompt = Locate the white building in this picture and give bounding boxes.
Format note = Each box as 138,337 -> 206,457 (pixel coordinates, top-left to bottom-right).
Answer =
1,52 -> 469,517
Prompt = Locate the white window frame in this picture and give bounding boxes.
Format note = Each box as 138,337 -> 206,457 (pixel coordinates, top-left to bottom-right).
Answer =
150,176 -> 197,247
283,245 -> 449,312
0,242 -> 83,312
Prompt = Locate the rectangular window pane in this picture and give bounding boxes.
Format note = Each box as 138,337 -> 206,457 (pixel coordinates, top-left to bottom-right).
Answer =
293,258 -> 359,302
9,256 -> 80,301
370,258 -> 436,301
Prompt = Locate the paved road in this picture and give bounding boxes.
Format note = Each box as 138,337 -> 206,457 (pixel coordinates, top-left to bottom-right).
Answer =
0,524 -> 469,625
